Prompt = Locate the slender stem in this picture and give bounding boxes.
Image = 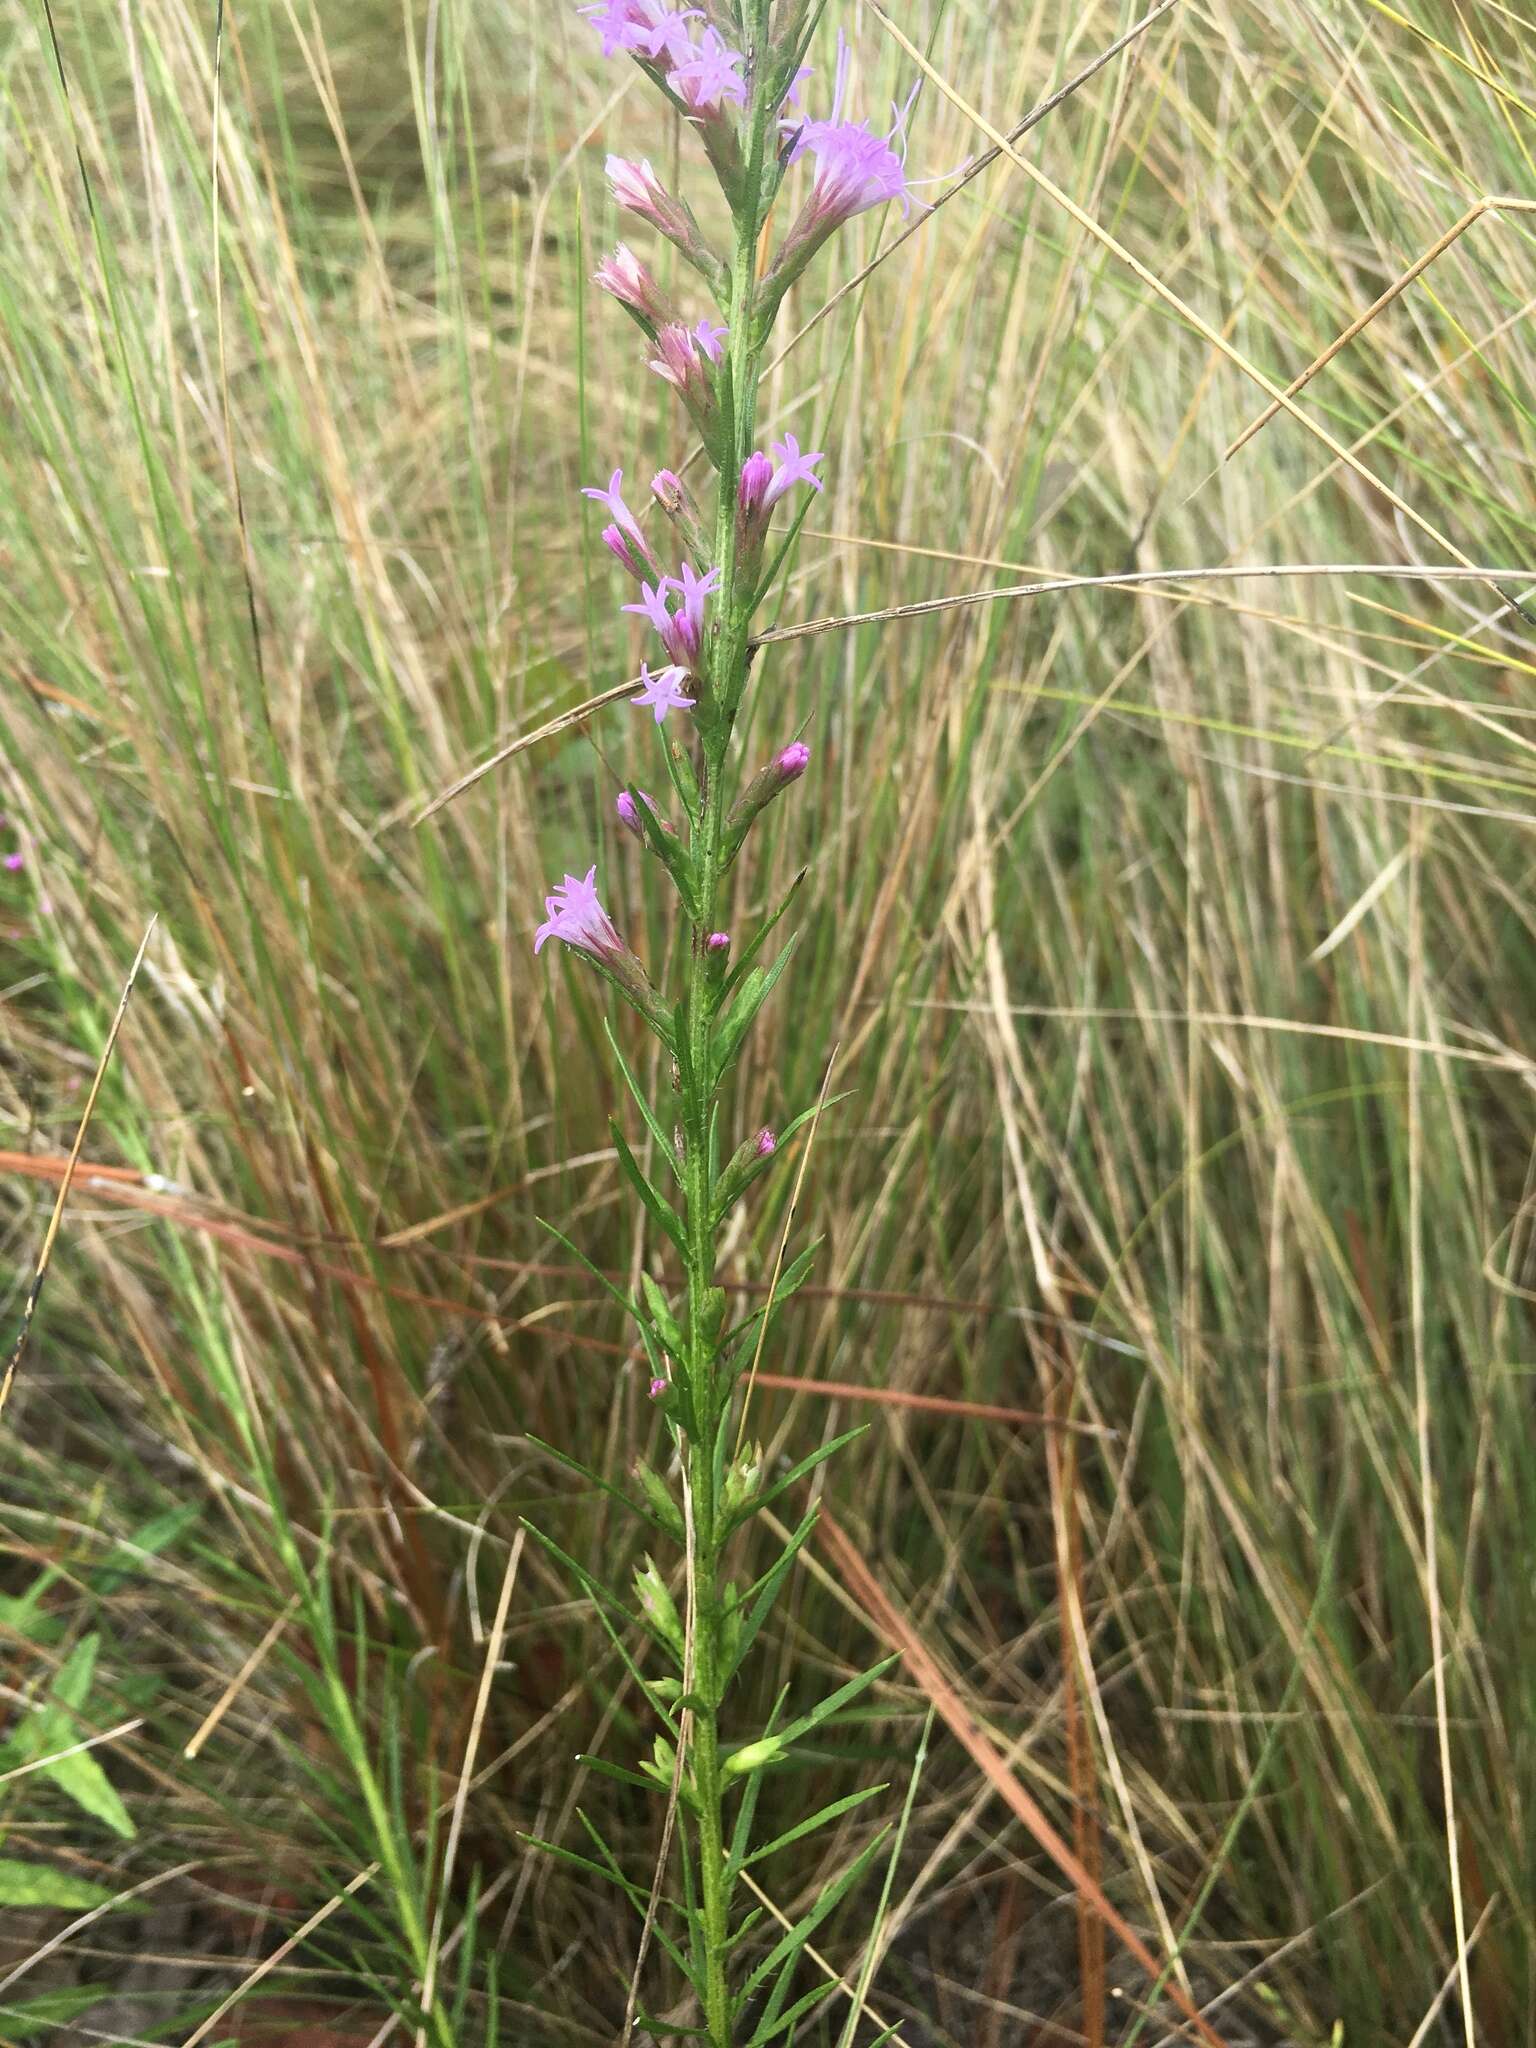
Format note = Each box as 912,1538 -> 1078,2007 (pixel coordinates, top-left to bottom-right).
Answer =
678,57 -> 773,2046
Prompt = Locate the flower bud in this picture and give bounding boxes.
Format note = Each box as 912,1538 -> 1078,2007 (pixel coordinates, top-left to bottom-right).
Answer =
593,243 -> 674,332
725,742 -> 812,848
755,1127 -> 777,1157
706,930 -> 731,954
651,468 -> 711,564
606,156 -> 723,281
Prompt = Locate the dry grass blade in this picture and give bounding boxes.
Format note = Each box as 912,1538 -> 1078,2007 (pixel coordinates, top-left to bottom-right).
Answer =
411,674 -> 646,824
767,0 -> 1182,374
815,1508 -> 1231,2048
0,917 -> 157,1426
753,563 -> 1536,651
1221,197 -> 1536,461
863,0 -> 1535,625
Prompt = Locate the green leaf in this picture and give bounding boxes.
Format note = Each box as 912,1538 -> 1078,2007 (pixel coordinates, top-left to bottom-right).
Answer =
536,1216 -> 639,1323
604,1019 -> 682,1184
741,1973 -> 840,2047
723,1241 -> 821,1356
737,1828 -> 891,2007
723,1426 -> 868,1537
91,1502 -> 201,1594
773,1657 -> 900,1755
710,936 -> 798,1085
0,1988 -> 111,2040
519,1522 -> 681,1732
524,1436 -> 670,1538
721,1506 -> 818,1687
17,1637 -> 136,1840
640,1271 -> 687,1357
0,1860 -> 121,1911
611,1121 -> 689,1255
629,781 -> 700,916
737,1783 -> 888,1873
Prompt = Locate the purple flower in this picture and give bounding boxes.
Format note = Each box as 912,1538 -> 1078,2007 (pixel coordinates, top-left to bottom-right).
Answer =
648,322 -> 714,404
3,852 -> 22,873
755,1128 -> 777,1157
776,741 -> 810,782
648,1375 -> 670,1400
774,34 -> 916,273
534,866 -> 625,958
594,243 -> 671,325
617,787 -> 659,837
706,930 -> 731,953
671,26 -> 747,111
606,156 -> 713,271
725,740 -> 812,842
581,0 -> 700,65
622,561 -> 719,665
738,450 -> 774,518
583,468 -> 650,554
692,317 -> 728,363
602,523 -> 658,580
765,432 -> 825,506
634,660 -> 697,724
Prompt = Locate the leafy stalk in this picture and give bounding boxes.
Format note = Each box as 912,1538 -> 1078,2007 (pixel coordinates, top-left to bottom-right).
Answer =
532,6 -> 916,2038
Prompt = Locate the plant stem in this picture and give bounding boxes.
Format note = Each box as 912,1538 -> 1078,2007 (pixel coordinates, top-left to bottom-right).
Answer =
679,80 -> 772,2047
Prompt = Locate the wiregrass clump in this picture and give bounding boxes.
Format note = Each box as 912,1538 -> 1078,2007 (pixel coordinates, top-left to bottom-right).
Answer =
523,5 -> 923,2039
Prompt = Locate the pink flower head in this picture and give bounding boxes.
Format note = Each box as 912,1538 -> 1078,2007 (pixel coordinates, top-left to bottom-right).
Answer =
607,155 -> 678,231
779,34 -> 916,257
3,851 -> 22,873
671,26 -> 747,111
616,787 -> 666,837
534,866 -> 625,959
764,432 -> 824,506
583,468 -> 647,552
692,317 -> 728,363
738,450 -> 774,517
776,741 -> 811,782
634,660 -> 696,725
649,322 -> 712,400
622,561 -> 719,665
648,1375 -> 670,1400
706,930 -> 731,953
594,243 -> 670,324
602,523 -> 656,580
755,1128 -> 777,1157
581,0 -> 699,65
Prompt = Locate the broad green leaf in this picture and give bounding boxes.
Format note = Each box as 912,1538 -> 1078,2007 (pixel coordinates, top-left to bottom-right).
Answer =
92,1502 -> 201,1593
15,1637 -> 136,1839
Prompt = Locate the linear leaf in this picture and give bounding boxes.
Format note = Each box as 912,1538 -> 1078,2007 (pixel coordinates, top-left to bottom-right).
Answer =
738,1828 -> 890,2006
612,1121 -> 689,1254
723,1426 -> 868,1537
738,1783 -> 888,1873
603,1017 -> 681,1183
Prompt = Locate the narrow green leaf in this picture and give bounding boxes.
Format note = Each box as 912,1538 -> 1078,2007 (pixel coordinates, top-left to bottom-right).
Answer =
742,1972 -> 840,2047
773,1656 -> 900,1755
604,1018 -> 681,1183
611,1120 -> 689,1254
0,1861 -> 121,1911
738,1828 -> 891,2006
536,1216 -> 638,1322
519,1522 -> 681,1733
525,1435 -> 671,1537
738,1783 -> 888,1872
723,1426 -> 868,1536
710,935 -> 798,1084
721,1506 -> 818,1687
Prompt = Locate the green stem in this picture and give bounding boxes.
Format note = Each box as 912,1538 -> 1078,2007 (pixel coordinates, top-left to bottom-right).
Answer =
678,55 -> 774,2047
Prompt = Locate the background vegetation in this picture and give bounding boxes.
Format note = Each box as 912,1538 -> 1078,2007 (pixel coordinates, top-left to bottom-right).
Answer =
1,0 -> 1534,2039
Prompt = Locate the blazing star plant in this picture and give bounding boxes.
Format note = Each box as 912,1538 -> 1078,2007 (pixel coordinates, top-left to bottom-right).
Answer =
528,7 -> 917,2042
